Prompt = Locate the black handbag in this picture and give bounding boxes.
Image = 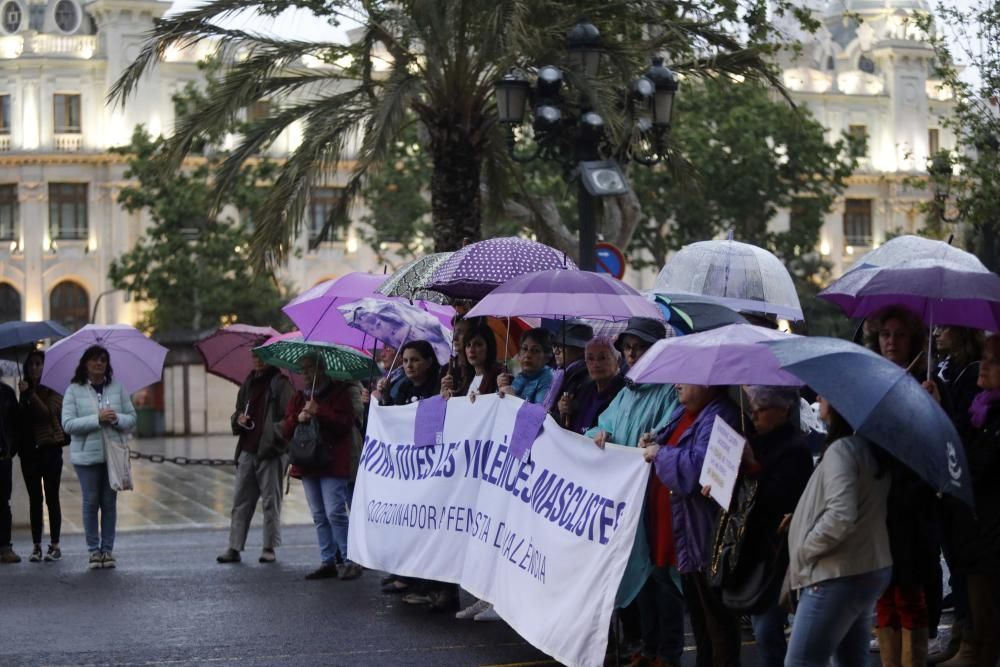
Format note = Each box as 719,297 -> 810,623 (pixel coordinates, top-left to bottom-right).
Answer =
288,419 -> 328,470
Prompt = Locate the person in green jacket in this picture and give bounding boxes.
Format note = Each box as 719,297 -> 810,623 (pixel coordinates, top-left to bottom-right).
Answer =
584,317 -> 680,665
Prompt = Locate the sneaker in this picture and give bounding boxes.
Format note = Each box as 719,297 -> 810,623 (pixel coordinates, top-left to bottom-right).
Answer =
337,562 -> 362,580
455,599 -> 491,620
101,552 -> 116,569
869,637 -> 881,653
88,552 -> 103,570
258,549 -> 276,563
401,592 -> 432,605
216,548 -> 241,564
44,545 -> 61,562
473,604 -> 502,622
304,563 -> 339,580
29,545 -> 42,562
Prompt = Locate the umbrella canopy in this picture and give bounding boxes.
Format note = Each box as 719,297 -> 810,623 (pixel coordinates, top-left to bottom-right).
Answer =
283,273 -> 384,347
195,324 -> 280,385
626,323 -> 802,386
655,239 -> 803,320
651,293 -> 749,334
0,320 -> 70,349
465,270 -> 662,321
428,237 -> 577,300
253,334 -> 377,382
819,257 -> 1000,330
377,253 -> 453,304
764,336 -> 974,507
848,235 -> 988,273
338,297 -> 453,365
40,324 -> 168,394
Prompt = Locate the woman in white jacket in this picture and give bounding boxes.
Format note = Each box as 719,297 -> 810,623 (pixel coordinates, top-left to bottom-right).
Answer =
784,396 -> 893,666
62,345 -> 136,570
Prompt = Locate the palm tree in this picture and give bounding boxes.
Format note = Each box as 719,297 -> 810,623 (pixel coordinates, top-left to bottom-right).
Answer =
110,0 -> 795,270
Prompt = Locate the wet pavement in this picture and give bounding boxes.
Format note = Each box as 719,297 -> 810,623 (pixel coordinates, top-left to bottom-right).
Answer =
51,435 -> 314,536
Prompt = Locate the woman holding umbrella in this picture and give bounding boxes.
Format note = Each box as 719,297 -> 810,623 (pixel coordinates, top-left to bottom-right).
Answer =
62,345 -> 137,570
441,322 -> 503,399
783,396 -> 893,666
498,328 -> 555,404
17,351 -> 67,563
557,336 -> 626,434
282,353 -> 362,581
376,341 -> 441,406
866,306 -> 940,667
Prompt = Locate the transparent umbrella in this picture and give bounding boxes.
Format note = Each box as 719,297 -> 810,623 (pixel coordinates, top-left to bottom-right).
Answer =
654,238 -> 803,321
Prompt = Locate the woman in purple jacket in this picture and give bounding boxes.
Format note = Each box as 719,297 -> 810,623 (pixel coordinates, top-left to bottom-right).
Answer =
641,384 -> 742,667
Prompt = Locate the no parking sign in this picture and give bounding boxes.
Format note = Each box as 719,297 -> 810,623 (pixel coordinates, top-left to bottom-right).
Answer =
594,242 -> 626,280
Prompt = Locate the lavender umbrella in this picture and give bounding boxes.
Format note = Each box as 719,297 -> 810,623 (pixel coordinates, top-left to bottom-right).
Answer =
337,297 -> 453,365
195,324 -> 280,385
465,269 -> 662,321
40,324 -> 168,394
626,323 -> 802,386
847,235 -> 987,273
283,273 -> 384,347
819,258 -> 1000,331
428,237 -> 577,300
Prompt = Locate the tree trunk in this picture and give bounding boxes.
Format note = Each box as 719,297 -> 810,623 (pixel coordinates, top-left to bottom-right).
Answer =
428,121 -> 482,252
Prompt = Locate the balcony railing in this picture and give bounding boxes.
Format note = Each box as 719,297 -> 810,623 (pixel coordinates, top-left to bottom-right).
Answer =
54,133 -> 83,152
29,35 -> 96,59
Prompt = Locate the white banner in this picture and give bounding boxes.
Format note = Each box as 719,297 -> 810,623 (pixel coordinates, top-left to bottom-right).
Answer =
348,394 -> 648,667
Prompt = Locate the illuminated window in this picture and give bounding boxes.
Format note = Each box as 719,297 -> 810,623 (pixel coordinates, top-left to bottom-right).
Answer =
50,281 -> 89,331
54,94 -> 81,133
843,199 -> 873,247
48,183 -> 87,240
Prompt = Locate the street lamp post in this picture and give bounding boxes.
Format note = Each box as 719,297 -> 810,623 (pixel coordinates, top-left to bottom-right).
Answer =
493,19 -> 678,270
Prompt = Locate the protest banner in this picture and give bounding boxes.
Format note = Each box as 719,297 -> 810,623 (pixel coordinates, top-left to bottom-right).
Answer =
699,415 -> 746,510
348,394 -> 648,667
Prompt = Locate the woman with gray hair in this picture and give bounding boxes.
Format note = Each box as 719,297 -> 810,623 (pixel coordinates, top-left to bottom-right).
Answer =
557,335 -> 626,434
736,385 -> 815,667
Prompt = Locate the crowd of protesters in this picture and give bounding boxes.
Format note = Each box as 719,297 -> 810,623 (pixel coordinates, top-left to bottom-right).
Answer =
0,303 -> 997,667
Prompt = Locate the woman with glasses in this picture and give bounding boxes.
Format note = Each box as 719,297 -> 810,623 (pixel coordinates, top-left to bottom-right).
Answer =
498,328 -> 555,404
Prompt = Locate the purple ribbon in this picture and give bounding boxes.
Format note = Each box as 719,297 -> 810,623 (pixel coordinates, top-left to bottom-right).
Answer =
509,401 -> 547,460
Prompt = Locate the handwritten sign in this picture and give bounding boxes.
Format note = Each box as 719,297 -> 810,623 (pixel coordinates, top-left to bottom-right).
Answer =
699,415 -> 746,510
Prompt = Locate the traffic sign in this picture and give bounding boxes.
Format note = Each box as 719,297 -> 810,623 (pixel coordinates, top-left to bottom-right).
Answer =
594,242 -> 626,279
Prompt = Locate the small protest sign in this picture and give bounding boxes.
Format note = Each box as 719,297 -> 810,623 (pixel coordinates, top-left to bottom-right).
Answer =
698,415 -> 746,510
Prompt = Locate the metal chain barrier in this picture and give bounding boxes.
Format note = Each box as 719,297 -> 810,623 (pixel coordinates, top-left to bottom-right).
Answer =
129,450 -> 235,466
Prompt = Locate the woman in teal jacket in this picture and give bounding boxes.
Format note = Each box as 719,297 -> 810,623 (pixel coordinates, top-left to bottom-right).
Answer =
62,345 -> 136,570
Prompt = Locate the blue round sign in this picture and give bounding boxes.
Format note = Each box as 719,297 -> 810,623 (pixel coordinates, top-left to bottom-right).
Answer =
594,242 -> 626,279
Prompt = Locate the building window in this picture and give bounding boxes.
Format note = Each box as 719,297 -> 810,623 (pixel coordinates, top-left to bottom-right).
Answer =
307,187 -> 345,243
843,199 -> 873,248
0,184 -> 17,241
49,281 -> 88,331
53,93 -> 81,133
848,124 -> 868,157
0,283 -> 20,323
928,128 -> 940,155
53,0 -> 78,33
48,183 -> 87,240
2,1 -> 21,34
0,94 -> 9,134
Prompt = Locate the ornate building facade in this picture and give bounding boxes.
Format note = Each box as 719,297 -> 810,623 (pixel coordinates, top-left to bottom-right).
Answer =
774,0 -> 953,276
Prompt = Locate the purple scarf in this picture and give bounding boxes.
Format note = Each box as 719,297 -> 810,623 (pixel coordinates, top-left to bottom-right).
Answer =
969,389 -> 1000,429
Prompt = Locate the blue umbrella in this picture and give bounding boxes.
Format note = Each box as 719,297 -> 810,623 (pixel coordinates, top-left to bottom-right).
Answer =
764,336 -> 974,508
0,320 -> 70,349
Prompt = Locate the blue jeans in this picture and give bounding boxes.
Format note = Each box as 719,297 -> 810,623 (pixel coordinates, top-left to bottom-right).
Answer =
785,567 -> 892,667
74,463 -> 117,553
301,476 -> 351,565
752,604 -> 790,667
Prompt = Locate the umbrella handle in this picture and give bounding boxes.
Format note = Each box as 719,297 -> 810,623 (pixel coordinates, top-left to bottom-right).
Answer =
504,317 -> 511,372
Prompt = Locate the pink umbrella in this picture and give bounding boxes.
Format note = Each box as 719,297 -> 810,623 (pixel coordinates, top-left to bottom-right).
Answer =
195,324 -> 281,385
41,324 -> 168,394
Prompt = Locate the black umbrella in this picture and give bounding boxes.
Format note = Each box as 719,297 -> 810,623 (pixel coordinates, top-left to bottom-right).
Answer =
0,320 -> 70,349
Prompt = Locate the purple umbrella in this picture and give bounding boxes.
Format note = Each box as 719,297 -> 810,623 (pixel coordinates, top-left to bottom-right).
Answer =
819,258 -> 1000,331
195,324 -> 280,385
283,273 -> 385,348
40,324 -> 168,394
337,298 -> 453,365
427,237 -> 577,300
626,323 -> 802,386
465,269 -> 662,321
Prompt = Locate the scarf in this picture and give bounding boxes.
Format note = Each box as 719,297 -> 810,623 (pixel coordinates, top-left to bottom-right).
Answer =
969,389 -> 1000,429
